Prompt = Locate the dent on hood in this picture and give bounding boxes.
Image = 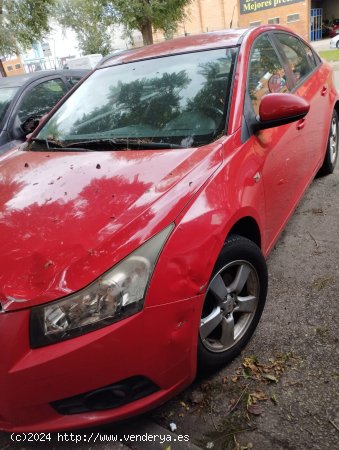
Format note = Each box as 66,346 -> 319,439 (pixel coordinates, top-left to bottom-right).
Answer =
0,143 -> 223,311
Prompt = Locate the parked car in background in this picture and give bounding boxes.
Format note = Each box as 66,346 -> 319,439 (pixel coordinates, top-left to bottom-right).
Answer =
322,24 -> 332,38
329,27 -> 339,39
330,33 -> 339,49
332,18 -> 339,30
64,54 -> 102,70
0,25 -> 338,432
0,69 -> 88,153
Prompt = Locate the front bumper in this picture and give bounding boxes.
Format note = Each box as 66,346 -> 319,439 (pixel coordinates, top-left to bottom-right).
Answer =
0,294 -> 203,432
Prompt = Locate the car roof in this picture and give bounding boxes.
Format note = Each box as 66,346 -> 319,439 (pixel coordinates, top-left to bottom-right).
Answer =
100,28 -> 249,68
0,69 -> 88,88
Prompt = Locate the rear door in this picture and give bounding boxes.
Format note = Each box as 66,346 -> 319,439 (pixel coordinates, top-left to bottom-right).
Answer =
273,32 -> 327,191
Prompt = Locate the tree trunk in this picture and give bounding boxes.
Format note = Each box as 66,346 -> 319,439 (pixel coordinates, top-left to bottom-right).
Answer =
141,20 -> 153,46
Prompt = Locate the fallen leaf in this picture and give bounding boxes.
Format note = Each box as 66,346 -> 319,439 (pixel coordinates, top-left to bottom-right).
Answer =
242,356 -> 261,378
247,403 -> 262,415
262,374 -> 278,383
189,391 -> 204,404
271,393 -> 278,404
251,390 -> 268,401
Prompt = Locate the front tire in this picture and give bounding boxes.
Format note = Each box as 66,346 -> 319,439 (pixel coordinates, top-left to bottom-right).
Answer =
318,110 -> 338,176
198,235 -> 268,373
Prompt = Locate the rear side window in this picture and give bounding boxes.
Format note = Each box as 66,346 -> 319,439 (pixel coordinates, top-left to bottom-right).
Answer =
248,34 -> 289,115
274,33 -> 316,85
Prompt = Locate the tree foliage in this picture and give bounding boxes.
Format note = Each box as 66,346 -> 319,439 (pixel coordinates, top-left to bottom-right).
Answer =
108,0 -> 192,45
54,0 -> 112,55
55,0 -> 192,50
0,0 -> 55,56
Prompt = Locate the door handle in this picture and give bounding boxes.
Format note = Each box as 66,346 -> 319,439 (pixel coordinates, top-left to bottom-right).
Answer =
321,86 -> 328,96
297,118 -> 306,130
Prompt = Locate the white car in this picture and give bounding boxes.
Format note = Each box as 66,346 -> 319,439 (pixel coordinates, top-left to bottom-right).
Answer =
330,35 -> 339,49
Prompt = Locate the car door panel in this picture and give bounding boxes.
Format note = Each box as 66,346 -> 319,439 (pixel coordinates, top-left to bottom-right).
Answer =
245,33 -> 300,248
273,33 -> 329,196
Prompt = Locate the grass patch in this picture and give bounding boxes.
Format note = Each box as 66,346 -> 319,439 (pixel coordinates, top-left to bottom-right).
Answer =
319,50 -> 339,62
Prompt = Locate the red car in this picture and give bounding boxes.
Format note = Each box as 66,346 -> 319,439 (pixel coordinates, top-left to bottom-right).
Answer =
0,25 -> 338,432
329,28 -> 339,38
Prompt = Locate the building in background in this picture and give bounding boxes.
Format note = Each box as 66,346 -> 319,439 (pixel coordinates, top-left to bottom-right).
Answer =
153,0 -> 238,43
0,59 -> 5,77
238,0 -> 339,42
153,0 -> 339,44
2,57 -> 25,76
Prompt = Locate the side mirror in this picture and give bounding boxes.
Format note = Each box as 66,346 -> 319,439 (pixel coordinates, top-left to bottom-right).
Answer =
254,93 -> 310,132
21,116 -> 41,135
21,114 -> 49,137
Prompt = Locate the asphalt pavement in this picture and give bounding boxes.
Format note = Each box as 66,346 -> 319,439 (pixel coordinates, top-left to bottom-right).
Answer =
0,69 -> 339,450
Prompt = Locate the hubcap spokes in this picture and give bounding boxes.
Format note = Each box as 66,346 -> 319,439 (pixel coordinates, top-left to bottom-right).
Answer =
330,117 -> 338,164
200,261 -> 259,352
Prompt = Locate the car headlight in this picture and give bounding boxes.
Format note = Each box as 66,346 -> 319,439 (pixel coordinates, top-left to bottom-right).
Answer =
30,225 -> 173,347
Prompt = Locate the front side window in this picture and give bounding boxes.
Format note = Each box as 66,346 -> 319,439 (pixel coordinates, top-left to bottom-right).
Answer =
65,75 -> 83,87
275,33 -> 315,84
17,79 -> 67,123
248,34 -> 289,115
35,48 -> 238,149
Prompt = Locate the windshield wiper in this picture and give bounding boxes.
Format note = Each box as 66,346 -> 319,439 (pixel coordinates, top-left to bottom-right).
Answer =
64,139 -> 184,150
29,138 -> 184,151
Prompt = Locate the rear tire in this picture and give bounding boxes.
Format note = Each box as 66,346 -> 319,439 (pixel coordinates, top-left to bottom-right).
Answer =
198,235 -> 268,373
318,110 -> 338,176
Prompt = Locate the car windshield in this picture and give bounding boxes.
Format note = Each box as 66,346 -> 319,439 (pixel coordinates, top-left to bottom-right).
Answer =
34,47 -> 237,149
0,87 -> 18,127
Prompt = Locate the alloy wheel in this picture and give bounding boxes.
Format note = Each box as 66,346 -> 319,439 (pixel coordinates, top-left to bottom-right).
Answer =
200,260 -> 259,353
329,115 -> 338,164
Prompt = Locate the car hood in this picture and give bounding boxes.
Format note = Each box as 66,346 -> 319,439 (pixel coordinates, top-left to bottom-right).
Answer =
0,145 -> 222,311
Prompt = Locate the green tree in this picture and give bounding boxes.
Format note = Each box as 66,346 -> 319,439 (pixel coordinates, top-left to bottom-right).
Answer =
55,0 -> 192,49
0,0 -> 55,56
108,0 -> 192,45
54,0 -> 112,55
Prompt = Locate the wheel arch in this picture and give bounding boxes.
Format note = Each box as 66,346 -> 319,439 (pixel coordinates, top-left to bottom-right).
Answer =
334,100 -> 339,118
227,216 -> 262,250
